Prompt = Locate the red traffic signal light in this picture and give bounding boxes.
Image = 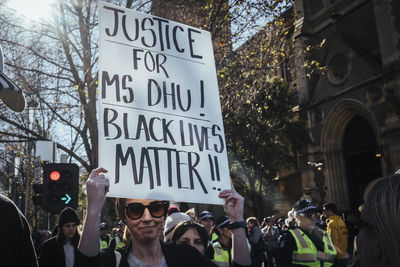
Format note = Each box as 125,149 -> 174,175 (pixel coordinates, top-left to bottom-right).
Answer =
50,170 -> 60,181
42,163 -> 79,213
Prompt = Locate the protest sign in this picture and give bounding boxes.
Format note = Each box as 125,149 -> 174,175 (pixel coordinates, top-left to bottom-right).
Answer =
98,1 -> 230,204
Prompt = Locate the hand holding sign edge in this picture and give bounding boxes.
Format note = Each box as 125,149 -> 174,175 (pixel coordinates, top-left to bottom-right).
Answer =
218,179 -> 244,222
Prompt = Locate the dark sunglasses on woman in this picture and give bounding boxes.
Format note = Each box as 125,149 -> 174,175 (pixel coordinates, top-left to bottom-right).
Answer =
125,201 -> 168,220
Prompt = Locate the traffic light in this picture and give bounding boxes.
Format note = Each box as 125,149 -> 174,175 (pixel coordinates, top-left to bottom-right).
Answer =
42,163 -> 79,213
32,183 -> 42,206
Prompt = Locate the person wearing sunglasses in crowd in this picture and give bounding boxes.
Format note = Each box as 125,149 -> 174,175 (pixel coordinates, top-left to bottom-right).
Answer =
276,199 -> 337,267
75,167 -> 251,267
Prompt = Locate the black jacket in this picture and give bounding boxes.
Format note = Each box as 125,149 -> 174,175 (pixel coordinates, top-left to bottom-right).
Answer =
0,194 -> 38,267
75,241 -> 249,267
38,236 -> 67,267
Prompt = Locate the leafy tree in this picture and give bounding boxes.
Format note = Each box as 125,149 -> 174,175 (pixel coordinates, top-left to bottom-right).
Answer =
0,0 -> 304,220
218,8 -> 307,217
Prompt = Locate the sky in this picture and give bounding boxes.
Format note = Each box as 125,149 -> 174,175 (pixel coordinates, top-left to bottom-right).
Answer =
6,0 -> 56,21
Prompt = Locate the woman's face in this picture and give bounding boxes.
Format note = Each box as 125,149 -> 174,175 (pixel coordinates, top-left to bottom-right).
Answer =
62,222 -> 77,241
124,198 -> 165,244
177,228 -> 205,255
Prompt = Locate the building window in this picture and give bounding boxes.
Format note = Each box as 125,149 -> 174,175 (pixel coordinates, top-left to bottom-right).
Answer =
328,54 -> 351,85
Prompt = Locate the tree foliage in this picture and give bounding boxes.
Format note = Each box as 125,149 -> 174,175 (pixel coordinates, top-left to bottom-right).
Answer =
0,0 -> 305,219
217,9 -> 308,216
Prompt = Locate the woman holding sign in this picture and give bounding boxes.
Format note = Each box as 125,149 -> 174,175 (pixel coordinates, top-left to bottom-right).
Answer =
75,167 -> 251,267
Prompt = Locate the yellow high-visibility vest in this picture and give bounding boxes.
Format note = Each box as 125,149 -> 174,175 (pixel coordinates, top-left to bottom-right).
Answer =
114,235 -> 125,250
211,240 -> 232,267
289,228 -> 337,267
100,235 -> 111,250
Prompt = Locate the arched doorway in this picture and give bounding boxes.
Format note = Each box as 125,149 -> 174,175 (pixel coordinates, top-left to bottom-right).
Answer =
342,116 -> 382,209
321,99 -> 381,209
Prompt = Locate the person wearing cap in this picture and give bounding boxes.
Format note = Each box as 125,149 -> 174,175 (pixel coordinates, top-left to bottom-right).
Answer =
206,215 -> 235,267
163,212 -> 191,242
112,220 -> 126,250
246,217 -> 265,267
276,199 -> 337,267
99,222 -> 114,250
38,207 -> 80,267
322,203 -> 349,267
262,216 -> 280,267
199,210 -> 215,236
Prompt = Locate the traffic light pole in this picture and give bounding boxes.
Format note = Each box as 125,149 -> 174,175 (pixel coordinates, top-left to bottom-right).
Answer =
24,140 -> 33,217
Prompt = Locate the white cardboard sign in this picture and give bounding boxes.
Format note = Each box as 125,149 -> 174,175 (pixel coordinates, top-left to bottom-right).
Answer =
98,2 -> 230,204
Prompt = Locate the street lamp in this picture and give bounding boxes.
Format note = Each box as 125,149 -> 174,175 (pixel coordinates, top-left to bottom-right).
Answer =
0,44 -> 26,112
24,99 -> 38,217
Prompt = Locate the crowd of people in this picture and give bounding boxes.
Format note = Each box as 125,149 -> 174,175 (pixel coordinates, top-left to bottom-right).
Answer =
1,170 -> 399,267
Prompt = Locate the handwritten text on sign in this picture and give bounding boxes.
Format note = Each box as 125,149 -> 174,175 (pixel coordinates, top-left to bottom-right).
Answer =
98,2 -> 230,204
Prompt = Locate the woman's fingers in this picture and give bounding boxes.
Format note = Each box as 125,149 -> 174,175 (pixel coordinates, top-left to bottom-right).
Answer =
88,167 -> 108,179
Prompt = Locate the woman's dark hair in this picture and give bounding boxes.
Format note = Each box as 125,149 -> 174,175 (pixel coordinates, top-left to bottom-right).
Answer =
170,220 -> 208,249
362,174 -> 400,267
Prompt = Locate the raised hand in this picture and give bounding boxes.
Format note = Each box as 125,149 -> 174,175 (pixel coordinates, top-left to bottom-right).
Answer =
78,167 -> 110,257
218,181 -> 244,222
86,167 -> 110,212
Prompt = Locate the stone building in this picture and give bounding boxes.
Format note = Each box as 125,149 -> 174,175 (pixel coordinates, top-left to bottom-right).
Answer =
290,0 -> 400,210
149,0 -> 400,215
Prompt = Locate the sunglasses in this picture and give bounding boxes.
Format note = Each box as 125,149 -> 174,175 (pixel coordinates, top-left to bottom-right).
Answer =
125,201 -> 168,220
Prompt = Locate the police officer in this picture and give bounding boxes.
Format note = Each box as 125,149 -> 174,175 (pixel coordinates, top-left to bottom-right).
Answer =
112,220 -> 125,250
206,215 -> 234,267
99,222 -> 114,250
276,199 -> 337,267
198,210 -> 215,237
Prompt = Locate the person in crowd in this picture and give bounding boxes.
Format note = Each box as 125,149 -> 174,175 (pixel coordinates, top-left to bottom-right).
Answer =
262,216 -> 280,267
206,215 -> 235,266
34,230 -> 52,253
199,210 -> 215,237
274,218 -> 285,235
318,213 -> 327,230
167,205 -> 180,216
246,217 -> 265,267
163,211 -> 191,242
38,207 -> 80,267
286,209 -> 297,229
260,217 -> 267,229
75,167 -> 251,267
111,227 -> 118,237
350,173 -> 400,267
185,207 -> 197,220
112,220 -> 126,250
99,222 -> 114,250
171,220 -> 209,255
0,193 -> 38,267
276,199 -> 337,267
322,203 -> 349,267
